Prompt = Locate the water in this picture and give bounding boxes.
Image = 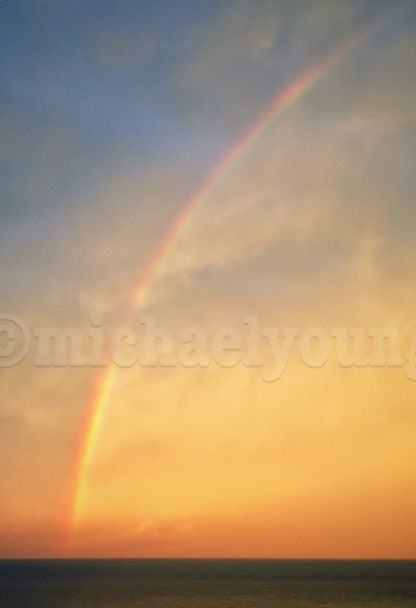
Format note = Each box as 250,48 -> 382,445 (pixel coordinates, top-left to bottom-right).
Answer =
1,559 -> 416,608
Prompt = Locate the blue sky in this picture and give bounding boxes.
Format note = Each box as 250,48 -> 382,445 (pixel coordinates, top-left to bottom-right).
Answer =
2,0 -> 411,228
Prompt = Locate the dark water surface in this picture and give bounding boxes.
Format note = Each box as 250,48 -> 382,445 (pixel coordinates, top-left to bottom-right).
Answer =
1,559 -> 416,608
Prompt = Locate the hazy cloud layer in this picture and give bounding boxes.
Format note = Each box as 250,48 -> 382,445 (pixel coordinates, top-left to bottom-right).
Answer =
1,0 -> 416,558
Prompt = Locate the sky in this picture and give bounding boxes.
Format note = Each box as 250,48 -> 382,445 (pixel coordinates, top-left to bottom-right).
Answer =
1,0 -> 416,558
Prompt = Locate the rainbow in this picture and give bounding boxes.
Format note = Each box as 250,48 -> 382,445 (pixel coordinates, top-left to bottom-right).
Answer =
68,16 -> 390,540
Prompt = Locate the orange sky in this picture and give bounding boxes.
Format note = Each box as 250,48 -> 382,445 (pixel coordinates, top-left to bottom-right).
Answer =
1,0 -> 416,559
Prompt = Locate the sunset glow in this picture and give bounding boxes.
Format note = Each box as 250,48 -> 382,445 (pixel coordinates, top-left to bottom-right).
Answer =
1,0 -> 416,560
